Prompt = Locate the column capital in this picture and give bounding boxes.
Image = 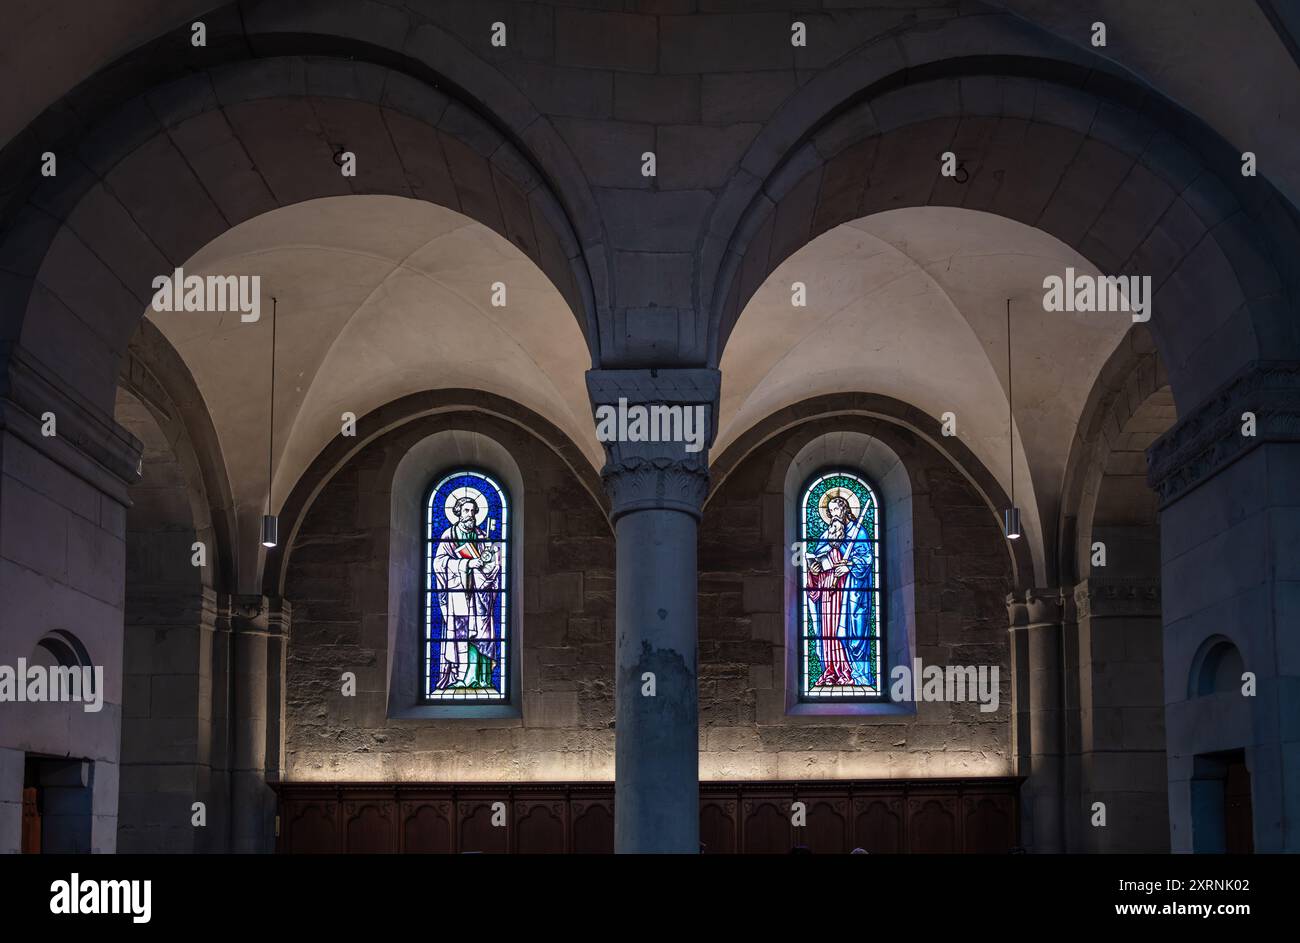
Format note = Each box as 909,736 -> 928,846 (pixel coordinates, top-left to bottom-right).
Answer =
586,368 -> 720,520
227,594 -> 292,637
1073,577 -> 1161,619
1148,360 -> 1300,507
1006,587 -> 1066,627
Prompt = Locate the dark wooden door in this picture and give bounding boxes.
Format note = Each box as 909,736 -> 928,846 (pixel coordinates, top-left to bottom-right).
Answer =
1224,758 -> 1253,854
21,787 -> 40,853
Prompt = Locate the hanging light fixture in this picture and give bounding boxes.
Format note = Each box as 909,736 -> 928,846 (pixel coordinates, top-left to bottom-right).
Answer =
1003,297 -> 1021,540
262,295 -> 279,549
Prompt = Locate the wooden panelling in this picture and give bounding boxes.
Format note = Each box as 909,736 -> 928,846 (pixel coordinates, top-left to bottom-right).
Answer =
274,779 -> 1020,854
570,800 -> 614,854
284,799 -> 339,853
700,799 -> 737,854
515,800 -> 566,854
401,801 -> 452,853
854,795 -> 904,853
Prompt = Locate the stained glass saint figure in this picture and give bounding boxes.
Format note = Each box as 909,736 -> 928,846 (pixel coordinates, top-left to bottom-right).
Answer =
425,471 -> 509,700
799,472 -> 881,698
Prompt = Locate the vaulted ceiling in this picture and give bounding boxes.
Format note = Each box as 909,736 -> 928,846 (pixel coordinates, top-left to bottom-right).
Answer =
720,207 -> 1135,582
149,198 -> 1146,586
4,0 -> 1297,206
144,195 -> 596,569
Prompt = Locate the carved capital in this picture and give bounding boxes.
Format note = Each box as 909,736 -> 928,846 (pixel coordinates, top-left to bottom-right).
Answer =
1073,577 -> 1160,619
587,368 -> 720,519
1148,360 -> 1300,507
227,594 -> 292,638
1006,587 -> 1065,628
601,452 -> 710,518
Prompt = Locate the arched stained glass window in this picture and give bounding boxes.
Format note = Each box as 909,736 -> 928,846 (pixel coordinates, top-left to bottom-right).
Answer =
798,470 -> 882,700
423,470 -> 510,702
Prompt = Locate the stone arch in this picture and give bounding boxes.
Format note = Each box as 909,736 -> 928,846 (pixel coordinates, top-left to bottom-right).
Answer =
30,629 -> 93,670
1089,388 -> 1176,573
118,319 -> 237,592
0,52 -> 599,416
709,64 -> 1299,411
263,389 -> 610,597
708,392 -> 1034,590
114,386 -> 205,593
1188,635 -> 1246,700
113,379 -> 227,853
1058,324 -> 1174,585
1057,326 -> 1175,852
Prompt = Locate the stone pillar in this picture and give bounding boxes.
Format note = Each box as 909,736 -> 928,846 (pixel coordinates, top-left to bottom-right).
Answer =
588,368 -> 718,854
228,594 -> 291,853
0,347 -> 140,853
119,586 -> 226,852
1071,577 -> 1168,851
1148,361 -> 1300,853
1007,587 -> 1065,852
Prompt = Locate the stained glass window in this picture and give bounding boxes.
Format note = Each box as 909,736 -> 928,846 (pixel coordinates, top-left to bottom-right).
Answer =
423,470 -> 510,702
798,470 -> 882,700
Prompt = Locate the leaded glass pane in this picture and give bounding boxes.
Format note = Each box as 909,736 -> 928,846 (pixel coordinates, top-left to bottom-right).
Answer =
423,470 -> 510,702
799,471 -> 882,699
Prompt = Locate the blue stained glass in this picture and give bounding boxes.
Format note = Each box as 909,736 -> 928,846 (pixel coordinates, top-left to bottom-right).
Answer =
798,470 -> 882,699
423,470 -> 511,702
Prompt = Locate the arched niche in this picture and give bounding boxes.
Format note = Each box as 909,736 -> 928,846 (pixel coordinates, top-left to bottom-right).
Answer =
782,430 -> 915,716
31,630 -> 93,670
388,429 -> 525,719
1188,636 -> 1246,700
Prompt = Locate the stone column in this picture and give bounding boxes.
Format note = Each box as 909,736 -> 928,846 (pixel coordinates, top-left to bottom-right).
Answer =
1071,577 -> 1168,851
1007,587 -> 1066,852
1148,361 -> 1300,853
588,368 -> 718,854
119,586 -> 225,852
228,594 -> 291,853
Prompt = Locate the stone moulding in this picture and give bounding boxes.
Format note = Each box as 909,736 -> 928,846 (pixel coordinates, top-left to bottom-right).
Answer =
1147,360 -> 1300,508
1073,578 -> 1162,620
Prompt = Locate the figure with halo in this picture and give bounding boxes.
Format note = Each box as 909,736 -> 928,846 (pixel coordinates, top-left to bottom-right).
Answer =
805,487 -> 875,689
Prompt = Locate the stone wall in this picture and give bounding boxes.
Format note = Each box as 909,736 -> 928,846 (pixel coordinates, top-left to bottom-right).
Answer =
0,420 -> 132,852
698,416 -> 1015,780
281,409 -> 1015,785
1158,440 -> 1300,852
283,411 -> 615,781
